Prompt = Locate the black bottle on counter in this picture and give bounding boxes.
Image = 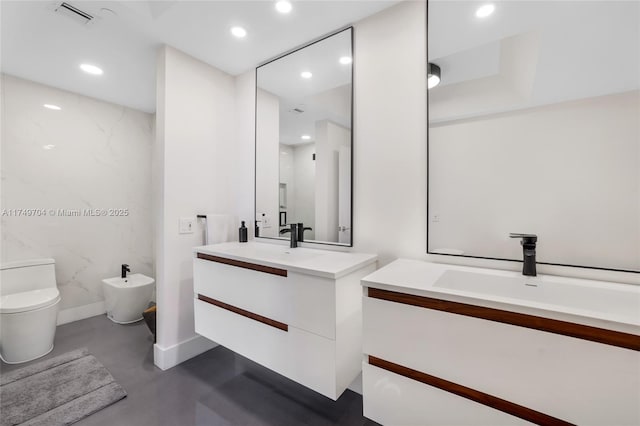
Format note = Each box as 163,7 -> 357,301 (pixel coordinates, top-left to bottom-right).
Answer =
239,221 -> 248,243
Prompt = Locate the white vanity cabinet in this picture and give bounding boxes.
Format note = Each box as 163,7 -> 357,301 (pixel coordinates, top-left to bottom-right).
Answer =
361,259 -> 640,426
193,242 -> 377,400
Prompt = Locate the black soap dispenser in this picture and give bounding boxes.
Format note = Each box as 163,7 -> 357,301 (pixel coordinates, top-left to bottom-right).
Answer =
239,221 -> 248,243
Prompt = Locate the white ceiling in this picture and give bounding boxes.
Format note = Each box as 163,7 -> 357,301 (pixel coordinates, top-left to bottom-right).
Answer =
1,0 -> 398,113
428,1 -> 640,120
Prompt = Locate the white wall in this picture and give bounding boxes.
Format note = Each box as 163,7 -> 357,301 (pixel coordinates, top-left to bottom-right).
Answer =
234,70 -> 256,235
351,1 -> 428,265
430,91 -> 640,271
1,74 -> 153,324
154,46 -> 238,369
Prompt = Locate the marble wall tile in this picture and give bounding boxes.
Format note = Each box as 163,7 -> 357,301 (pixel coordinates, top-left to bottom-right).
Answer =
1,74 -> 153,312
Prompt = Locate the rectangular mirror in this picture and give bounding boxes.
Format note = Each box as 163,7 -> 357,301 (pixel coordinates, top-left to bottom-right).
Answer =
428,1 -> 639,272
256,28 -> 353,246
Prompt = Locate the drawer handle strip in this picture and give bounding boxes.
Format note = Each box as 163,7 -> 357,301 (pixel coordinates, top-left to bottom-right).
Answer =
368,356 -> 575,426
368,287 -> 640,351
197,294 -> 288,332
197,253 -> 288,277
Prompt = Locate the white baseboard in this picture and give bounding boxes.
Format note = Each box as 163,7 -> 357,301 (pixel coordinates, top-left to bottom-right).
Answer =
154,334 -> 217,370
57,301 -> 106,325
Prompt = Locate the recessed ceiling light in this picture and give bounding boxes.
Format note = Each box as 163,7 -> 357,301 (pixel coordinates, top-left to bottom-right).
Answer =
301,135 -> 311,140
339,56 -> 352,65
43,144 -> 56,150
475,4 -> 495,18
275,1 -> 292,14
80,63 -> 103,75
43,104 -> 61,110
300,71 -> 312,79
231,26 -> 247,38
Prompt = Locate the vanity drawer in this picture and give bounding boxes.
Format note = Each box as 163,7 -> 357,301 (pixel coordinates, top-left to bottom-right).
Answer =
194,257 -> 336,338
363,362 -> 531,426
194,298 -> 338,399
362,294 -> 640,425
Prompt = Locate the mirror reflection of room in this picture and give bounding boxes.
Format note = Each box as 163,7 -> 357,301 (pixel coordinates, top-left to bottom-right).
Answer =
428,1 -> 640,271
256,28 -> 353,245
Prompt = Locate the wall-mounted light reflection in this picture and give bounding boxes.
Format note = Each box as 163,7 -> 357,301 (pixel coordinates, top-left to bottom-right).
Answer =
427,63 -> 441,89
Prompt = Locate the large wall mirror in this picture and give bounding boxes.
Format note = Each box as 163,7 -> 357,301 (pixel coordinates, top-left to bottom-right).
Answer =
428,1 -> 639,272
256,28 -> 353,246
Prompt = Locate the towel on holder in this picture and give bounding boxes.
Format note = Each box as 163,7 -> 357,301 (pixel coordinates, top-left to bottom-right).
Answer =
205,214 -> 237,245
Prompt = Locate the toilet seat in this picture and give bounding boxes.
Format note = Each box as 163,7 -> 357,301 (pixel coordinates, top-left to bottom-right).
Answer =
0,288 -> 60,314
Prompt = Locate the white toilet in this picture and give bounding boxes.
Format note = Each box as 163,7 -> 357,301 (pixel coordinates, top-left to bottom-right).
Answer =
0,258 -> 60,364
102,274 -> 155,324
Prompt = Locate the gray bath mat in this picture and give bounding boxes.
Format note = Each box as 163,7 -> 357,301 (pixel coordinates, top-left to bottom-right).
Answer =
0,348 -> 127,426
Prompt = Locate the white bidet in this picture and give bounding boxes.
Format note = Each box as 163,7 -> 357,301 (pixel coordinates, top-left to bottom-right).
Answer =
102,274 -> 155,324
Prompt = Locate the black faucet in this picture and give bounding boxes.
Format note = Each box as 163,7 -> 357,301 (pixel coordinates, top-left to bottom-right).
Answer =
509,233 -> 537,277
289,223 -> 298,248
121,264 -> 131,279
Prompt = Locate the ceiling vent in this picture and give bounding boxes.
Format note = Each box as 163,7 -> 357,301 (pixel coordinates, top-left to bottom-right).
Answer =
289,108 -> 305,114
54,2 -> 94,25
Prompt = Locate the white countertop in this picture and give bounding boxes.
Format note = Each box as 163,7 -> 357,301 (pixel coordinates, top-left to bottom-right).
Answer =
195,241 -> 377,279
362,259 -> 640,335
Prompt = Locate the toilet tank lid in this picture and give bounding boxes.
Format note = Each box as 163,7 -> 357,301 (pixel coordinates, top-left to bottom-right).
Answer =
1,258 -> 55,270
0,288 -> 60,313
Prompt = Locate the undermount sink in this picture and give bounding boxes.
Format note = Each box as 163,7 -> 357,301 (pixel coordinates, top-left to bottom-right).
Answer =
224,244 -> 323,262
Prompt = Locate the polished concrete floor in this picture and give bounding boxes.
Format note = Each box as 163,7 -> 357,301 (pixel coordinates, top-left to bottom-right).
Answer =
1,315 -> 377,426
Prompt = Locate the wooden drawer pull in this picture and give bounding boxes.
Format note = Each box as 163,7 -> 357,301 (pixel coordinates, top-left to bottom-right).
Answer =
197,253 -> 288,277
197,294 -> 288,332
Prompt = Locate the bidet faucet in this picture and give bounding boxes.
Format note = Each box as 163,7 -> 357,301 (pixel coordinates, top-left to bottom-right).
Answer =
121,264 -> 130,279
509,233 -> 537,277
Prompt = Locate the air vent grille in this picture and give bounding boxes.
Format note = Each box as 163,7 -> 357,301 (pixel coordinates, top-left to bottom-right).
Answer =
55,2 -> 93,25
289,108 -> 305,114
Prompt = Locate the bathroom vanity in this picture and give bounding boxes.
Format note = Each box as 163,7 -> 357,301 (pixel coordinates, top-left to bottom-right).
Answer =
361,259 -> 640,425
193,241 -> 376,400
